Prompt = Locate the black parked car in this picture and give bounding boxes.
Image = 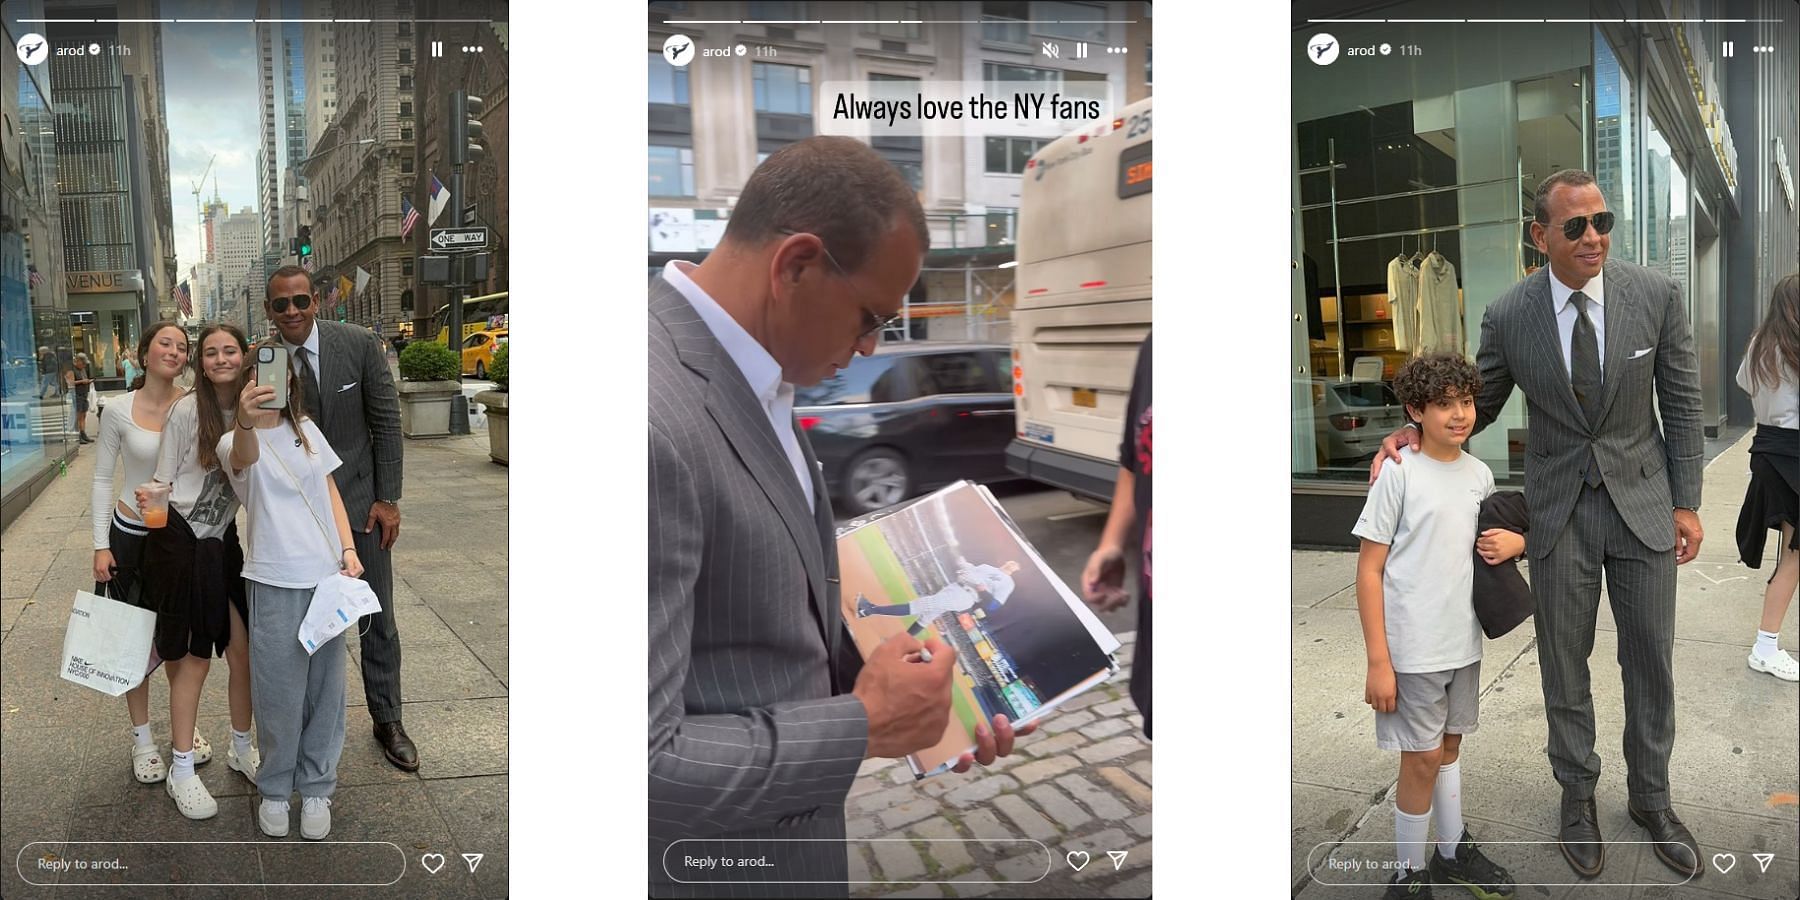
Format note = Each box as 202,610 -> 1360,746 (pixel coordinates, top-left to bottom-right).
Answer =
797,342 -> 1017,514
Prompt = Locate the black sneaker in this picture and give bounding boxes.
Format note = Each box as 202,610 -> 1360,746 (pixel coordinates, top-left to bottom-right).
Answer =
1383,866 -> 1434,899
1428,829 -> 1515,899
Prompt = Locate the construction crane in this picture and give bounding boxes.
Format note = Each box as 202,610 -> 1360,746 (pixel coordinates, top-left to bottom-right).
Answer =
187,154 -> 217,319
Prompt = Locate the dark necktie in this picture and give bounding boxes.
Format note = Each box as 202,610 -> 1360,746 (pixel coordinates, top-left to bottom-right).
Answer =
295,346 -> 323,424
1569,291 -> 1604,487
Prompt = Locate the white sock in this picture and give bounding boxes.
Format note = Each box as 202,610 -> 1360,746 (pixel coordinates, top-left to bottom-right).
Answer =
1754,630 -> 1781,660
232,728 -> 254,757
171,748 -> 195,781
1434,760 -> 1465,859
131,723 -> 153,748
1395,805 -> 1432,875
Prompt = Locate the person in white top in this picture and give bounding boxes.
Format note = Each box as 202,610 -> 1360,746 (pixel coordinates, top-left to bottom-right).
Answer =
87,322 -> 219,792
1734,273 -> 1799,682
220,358 -> 361,841
136,324 -> 263,819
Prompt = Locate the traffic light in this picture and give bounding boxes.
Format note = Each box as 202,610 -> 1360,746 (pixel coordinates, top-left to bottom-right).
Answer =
450,91 -> 485,166
297,225 -> 313,261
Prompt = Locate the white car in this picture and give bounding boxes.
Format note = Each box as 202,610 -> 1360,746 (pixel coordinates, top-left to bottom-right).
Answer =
1304,379 -> 1408,466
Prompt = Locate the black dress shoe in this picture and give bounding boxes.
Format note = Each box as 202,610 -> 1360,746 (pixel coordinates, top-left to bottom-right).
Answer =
1558,792 -> 1604,877
374,722 -> 420,772
1628,805 -> 1700,878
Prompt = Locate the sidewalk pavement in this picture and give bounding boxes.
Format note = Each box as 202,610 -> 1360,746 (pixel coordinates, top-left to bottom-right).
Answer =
846,633 -> 1151,900
1292,431 -> 1799,900
0,425 -> 508,899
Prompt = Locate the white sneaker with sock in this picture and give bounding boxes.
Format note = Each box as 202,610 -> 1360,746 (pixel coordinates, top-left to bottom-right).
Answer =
301,796 -> 333,840
259,799 -> 291,837
1394,805 -> 1431,876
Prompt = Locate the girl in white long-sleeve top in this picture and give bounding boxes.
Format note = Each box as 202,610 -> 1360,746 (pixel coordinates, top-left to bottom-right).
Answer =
1735,273 -> 1799,682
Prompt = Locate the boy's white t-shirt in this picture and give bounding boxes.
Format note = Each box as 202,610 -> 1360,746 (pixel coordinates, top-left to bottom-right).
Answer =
153,393 -> 241,541
219,419 -> 344,589
1351,445 -> 1494,673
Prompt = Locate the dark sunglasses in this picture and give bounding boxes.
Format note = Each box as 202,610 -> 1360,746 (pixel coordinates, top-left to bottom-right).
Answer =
1548,210 -> 1615,241
268,294 -> 313,313
777,228 -> 903,339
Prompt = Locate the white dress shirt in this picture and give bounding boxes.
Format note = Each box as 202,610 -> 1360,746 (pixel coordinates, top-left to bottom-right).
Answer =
662,261 -> 815,511
1548,265 -> 1606,383
281,322 -> 324,381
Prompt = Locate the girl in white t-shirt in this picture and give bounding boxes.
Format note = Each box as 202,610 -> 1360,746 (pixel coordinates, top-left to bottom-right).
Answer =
1735,273 -> 1799,682
139,324 -> 263,820
220,354 -> 362,841
90,322 -> 212,791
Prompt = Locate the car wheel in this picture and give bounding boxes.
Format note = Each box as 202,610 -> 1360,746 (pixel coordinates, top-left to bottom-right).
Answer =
475,361 -> 487,380
847,448 -> 910,514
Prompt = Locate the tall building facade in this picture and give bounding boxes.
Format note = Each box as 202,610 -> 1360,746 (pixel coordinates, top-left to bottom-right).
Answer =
257,2 -> 284,257
216,207 -> 261,327
47,3 -> 177,389
305,0 -> 422,336
2,0 -> 76,525
303,2 -> 339,159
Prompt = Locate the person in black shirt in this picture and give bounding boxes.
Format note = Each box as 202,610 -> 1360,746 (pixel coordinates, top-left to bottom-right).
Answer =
1081,332 -> 1151,739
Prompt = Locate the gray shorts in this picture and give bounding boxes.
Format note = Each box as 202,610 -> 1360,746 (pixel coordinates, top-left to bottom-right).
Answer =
1375,661 -> 1480,752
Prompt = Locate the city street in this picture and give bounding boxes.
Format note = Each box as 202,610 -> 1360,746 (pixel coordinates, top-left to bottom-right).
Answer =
0,416 -> 508,899
1290,432 -> 1799,900
835,482 -> 1153,899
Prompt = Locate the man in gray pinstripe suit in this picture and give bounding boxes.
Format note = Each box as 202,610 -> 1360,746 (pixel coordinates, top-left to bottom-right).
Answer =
266,267 -> 417,773
649,138 -> 1032,898
1378,170 -> 1706,880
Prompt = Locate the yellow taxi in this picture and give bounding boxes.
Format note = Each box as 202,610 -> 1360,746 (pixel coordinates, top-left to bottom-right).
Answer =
461,328 -> 508,379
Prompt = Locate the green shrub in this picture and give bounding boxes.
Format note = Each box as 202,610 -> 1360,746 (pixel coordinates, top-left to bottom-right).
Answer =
489,343 -> 508,389
399,339 -> 460,382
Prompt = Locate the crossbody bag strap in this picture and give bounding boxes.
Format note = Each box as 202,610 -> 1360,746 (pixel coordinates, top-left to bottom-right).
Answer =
261,427 -> 342,566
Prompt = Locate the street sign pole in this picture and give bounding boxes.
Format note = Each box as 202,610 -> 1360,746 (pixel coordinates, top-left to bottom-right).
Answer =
446,90 -> 470,435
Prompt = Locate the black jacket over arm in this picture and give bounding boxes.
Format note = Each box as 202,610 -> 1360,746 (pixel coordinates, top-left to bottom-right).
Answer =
1472,491 -> 1533,639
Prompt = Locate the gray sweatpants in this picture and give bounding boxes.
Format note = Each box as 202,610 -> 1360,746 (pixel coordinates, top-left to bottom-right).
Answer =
247,580 -> 347,801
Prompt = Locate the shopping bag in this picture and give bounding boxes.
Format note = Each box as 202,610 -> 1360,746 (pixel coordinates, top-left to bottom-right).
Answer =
59,586 -> 157,697
298,573 -> 381,656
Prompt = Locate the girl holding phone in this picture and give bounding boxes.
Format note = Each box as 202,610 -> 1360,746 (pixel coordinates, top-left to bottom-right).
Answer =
141,324 -> 262,819
221,354 -> 361,840
90,322 -> 214,794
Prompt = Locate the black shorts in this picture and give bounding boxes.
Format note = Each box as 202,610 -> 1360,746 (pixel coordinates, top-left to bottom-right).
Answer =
74,388 -> 90,413
99,512 -> 150,606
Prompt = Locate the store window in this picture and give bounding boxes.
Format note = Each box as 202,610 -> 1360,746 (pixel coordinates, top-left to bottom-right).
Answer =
1643,115 -> 1689,310
1592,27 -> 1638,264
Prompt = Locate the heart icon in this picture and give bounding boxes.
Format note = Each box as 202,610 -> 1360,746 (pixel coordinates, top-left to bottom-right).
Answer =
1066,850 -> 1090,871
421,853 -> 446,874
1711,853 -> 1736,875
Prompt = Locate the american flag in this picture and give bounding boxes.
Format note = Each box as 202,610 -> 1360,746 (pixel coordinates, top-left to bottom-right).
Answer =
400,196 -> 419,240
27,265 -> 44,288
175,281 -> 193,317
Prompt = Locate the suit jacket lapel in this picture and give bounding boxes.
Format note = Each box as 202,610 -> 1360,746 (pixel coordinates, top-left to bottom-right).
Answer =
1596,260 -> 1632,423
651,279 -> 830,641
1522,270 -> 1586,427
310,321 -> 336,431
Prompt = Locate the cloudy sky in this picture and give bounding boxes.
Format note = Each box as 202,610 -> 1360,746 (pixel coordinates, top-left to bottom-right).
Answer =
159,1 -> 260,283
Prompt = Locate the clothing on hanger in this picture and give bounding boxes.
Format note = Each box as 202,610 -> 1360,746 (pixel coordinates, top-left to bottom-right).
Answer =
1386,251 -> 1419,353
1416,250 -> 1464,355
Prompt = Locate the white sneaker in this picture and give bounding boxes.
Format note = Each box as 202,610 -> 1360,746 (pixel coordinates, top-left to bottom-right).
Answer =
258,799 -> 290,838
165,772 -> 218,820
226,742 -> 261,784
301,796 -> 332,840
131,742 -> 166,784
1749,648 -> 1800,682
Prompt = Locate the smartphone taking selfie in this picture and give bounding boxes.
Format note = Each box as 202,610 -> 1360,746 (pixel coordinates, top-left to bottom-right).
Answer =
256,345 -> 290,410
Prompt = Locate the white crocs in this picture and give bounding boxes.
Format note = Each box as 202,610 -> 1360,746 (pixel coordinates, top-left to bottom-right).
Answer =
190,729 -> 213,766
166,772 -> 218,820
226,741 -> 261,784
1749,648 -> 1800,682
131,743 -> 166,784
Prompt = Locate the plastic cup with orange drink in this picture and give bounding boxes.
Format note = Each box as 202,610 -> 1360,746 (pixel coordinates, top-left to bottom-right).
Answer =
139,482 -> 170,528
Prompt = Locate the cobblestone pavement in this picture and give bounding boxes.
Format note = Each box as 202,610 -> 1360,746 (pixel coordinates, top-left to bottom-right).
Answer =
845,632 -> 1151,899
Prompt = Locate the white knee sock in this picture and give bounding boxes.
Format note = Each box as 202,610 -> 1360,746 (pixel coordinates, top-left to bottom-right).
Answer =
1434,760 -> 1465,858
1395,806 -> 1432,875
170,748 -> 195,781
1754,629 -> 1780,660
131,723 -> 153,748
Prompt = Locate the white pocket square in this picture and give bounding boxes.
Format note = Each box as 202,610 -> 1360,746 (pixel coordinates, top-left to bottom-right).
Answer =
337,381 -> 358,392
1628,348 -> 1653,359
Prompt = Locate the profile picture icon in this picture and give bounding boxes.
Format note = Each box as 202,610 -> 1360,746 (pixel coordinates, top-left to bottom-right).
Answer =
663,33 -> 695,68
16,32 -> 48,66
1306,33 -> 1339,66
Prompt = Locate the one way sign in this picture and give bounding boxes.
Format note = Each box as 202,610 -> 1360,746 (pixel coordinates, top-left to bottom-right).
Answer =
430,227 -> 489,253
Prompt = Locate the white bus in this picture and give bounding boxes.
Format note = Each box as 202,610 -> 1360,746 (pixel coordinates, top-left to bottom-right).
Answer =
1004,96 -> 1152,501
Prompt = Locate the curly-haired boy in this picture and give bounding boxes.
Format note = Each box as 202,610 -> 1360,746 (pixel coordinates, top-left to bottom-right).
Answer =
1353,353 -> 1521,899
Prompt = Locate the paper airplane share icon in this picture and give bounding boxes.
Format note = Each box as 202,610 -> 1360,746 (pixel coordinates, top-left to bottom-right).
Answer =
462,853 -> 484,874
1752,852 -> 1774,873
1106,850 -> 1129,870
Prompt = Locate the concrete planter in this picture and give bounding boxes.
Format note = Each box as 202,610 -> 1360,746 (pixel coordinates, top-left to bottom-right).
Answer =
474,389 -> 508,465
398,380 -> 460,438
